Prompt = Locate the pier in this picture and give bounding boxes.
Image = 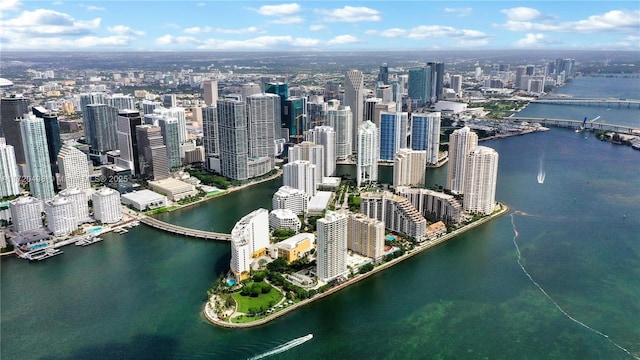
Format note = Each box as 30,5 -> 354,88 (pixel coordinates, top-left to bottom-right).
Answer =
506,117 -> 640,134
139,215 -> 232,241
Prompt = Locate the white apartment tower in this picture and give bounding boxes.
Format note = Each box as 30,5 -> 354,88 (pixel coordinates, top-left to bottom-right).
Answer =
348,213 -> 385,262
230,208 -> 270,280
45,196 -> 76,236
326,103 -> 352,160
283,160 -> 317,198
304,125 -> 336,177
463,146 -> 499,215
57,145 -> 91,191
447,126 -> 478,194
356,120 -> 379,187
246,93 -> 278,171
20,114 -> 55,201
289,141 -> 325,184
272,186 -> 308,216
92,187 -> 122,224
393,148 -> 427,188
344,70 -> 364,151
0,138 -> 20,197
59,187 -> 90,224
316,210 -> 349,282
10,196 -> 43,233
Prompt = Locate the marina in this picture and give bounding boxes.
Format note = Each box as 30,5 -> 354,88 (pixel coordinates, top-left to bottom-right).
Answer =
24,248 -> 64,262
75,236 -> 103,247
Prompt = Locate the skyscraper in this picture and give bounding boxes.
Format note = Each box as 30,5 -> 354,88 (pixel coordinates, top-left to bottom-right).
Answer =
230,208 -> 270,280
379,112 -> 409,161
0,96 -> 30,163
56,145 -> 90,191
326,103 -> 352,160
283,160 -> 317,197
431,62 -> 445,102
116,109 -> 143,175
106,94 -> 136,111
316,210 -> 349,282
393,148 -> 427,188
348,213 -> 385,262
85,104 -> 118,152
284,97 -> 305,141
217,99 -> 248,181
378,63 -> 389,85
136,125 -> 169,180
264,82 -> 289,139
289,142 -> 324,184
447,126 -> 478,194
0,138 -> 20,197
463,146 -> 499,215
10,196 -> 43,233
304,125 -> 336,177
408,66 -> 432,107
202,105 -> 218,170
246,93 -> 278,167
79,92 -> 105,128
450,75 -> 462,96
32,106 -> 61,174
157,117 -> 181,169
20,114 -> 54,201
45,196 -> 76,236
59,187 -> 90,224
356,120 -> 379,187
344,70 -> 364,151
202,79 -> 219,106
411,112 -> 441,165
92,187 -> 121,224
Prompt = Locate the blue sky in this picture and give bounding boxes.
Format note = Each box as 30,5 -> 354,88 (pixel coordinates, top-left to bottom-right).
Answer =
0,1 -> 638,51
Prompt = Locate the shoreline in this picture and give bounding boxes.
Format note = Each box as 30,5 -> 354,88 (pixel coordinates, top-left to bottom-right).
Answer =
203,203 -> 510,328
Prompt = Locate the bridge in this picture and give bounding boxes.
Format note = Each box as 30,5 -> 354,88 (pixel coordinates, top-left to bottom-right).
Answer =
507,117 -> 640,134
139,215 -> 232,241
533,97 -> 640,107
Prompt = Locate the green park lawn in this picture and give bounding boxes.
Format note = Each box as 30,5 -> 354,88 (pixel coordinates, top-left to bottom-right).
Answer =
231,285 -> 283,314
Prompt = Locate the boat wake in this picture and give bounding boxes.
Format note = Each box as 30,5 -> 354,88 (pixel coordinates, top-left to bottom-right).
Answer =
247,334 -> 313,360
537,155 -> 546,184
510,212 -> 638,359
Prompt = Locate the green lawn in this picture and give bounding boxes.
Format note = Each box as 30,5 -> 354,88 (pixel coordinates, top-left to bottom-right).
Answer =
231,285 -> 283,314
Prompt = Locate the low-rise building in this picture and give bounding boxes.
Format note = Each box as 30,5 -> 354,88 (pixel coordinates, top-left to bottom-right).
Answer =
272,186 -> 308,216
269,209 -> 301,233
308,191 -> 333,216
268,233 -> 315,263
426,221 -> 447,240
148,178 -> 197,201
120,189 -> 168,211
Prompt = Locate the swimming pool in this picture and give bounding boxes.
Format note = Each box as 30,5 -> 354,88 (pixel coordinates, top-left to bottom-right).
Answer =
227,280 -> 236,286
86,227 -> 103,233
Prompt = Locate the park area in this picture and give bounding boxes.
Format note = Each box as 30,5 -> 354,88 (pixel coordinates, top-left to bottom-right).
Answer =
230,282 -> 283,315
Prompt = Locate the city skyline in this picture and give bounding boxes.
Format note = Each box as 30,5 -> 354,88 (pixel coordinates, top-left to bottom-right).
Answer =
0,1 -> 638,51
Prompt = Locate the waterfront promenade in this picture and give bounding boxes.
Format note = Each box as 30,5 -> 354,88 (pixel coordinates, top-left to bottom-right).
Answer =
204,203 -> 510,328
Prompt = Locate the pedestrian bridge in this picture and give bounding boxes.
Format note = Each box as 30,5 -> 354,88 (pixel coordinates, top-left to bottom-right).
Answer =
139,215 -> 231,241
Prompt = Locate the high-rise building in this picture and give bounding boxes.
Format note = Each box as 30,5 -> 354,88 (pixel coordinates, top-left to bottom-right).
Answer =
106,94 -> 136,111
57,145 -> 90,191
10,196 -> 43,233
246,93 -> 278,170
116,109 -> 143,175
157,117 -> 181,169
360,191 -> 427,242
202,79 -> 219,106
306,100 -> 327,132
408,66 -> 432,107
348,213 -> 385,262
59,187 -> 90,224
463,146 -> 499,215
364,97 -> 382,123
316,210 -> 349,282
411,112 -> 441,165
283,160 -> 317,197
230,208 -> 270,280
376,85 -> 393,103
447,126 -> 478,194
136,125 -> 169,180
45,196 -> 76,236
161,94 -> 177,108
0,138 -> 21,197
79,92 -> 105,128
32,106 -> 61,173
0,96 -> 30,163
344,70 -> 364,150
304,125 -> 336,177
92,187 -> 121,224
379,112 -> 409,161
272,185 -> 308,216
450,75 -> 462,96
283,97 -> 305,141
85,104 -> 118,152
378,63 -> 389,85
202,105 -> 218,169
326,102 -> 352,160
150,107 -> 187,144
431,62 -> 445,102
264,82 -> 289,138
141,100 -> 162,115
241,83 -> 262,100
269,208 -> 301,233
217,99 -> 248,181
356,120 -> 379,187
393,148 -> 427,188
20,114 -> 55,201
289,141 -> 324,184
396,187 -> 463,225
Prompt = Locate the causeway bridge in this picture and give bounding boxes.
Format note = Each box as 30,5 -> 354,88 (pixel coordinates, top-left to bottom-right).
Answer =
506,117 -> 640,134
533,97 -> 640,108
139,215 -> 232,241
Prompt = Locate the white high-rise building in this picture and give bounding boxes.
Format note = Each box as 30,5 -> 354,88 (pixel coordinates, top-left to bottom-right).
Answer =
326,103 -> 352,160
59,187 -> 90,224
393,148 -> 427,188
356,120 -> 379,187
283,160 -> 317,197
344,70 -> 364,151
348,213 -> 385,262
246,93 -> 278,174
0,138 -> 20,197
450,75 -> 462,96
230,208 -> 270,280
202,79 -> 219,106
10,196 -> 43,233
151,107 -> 187,144
272,186 -> 308,216
316,210 -> 349,282
92,187 -> 121,224
289,141 -> 324,184
106,94 -> 136,111
20,114 -> 55,201
45,196 -> 76,236
57,145 -> 91,191
217,99 -> 248,181
463,146 -> 499,215
304,125 -> 336,177
360,191 -> 427,242
410,112 -> 441,165
447,126 -> 478,194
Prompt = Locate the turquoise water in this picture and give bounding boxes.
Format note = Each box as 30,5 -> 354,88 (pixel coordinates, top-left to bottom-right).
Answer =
1,76 -> 639,359
86,227 -> 103,233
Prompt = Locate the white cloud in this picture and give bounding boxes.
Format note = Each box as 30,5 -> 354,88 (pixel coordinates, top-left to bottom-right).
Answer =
309,24 -> 326,31
156,34 -> 200,46
0,0 -> 22,13
271,16 -> 304,24
292,37 -> 320,47
514,33 -> 552,47
184,26 -> 265,35
52,1 -> 62,5
317,6 -> 381,22
1,35 -> 132,49
366,25 -> 491,47
154,34 -> 319,50
79,4 -> 106,12
444,7 -> 472,17
108,25 -> 145,36
501,7 -> 542,21
497,9 -> 640,33
257,3 -> 300,16
0,9 -> 100,36
327,34 -> 359,45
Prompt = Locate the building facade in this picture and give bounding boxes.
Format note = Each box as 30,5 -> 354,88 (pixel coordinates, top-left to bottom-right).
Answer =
447,126 -> 478,194
411,112 -> 441,165
283,160 -> 317,198
393,149 -> 427,188
217,99 -> 248,181
304,125 -> 336,177
272,186 -> 308,216
463,146 -> 499,215
20,114 -> 55,201
360,191 -> 427,241
230,208 -> 270,280
57,145 -> 91,191
348,213 -> 385,262
316,210 -> 349,282
379,112 -> 409,161
344,70 -> 364,150
92,187 -> 122,224
0,138 -> 20,197
10,196 -> 43,233
356,120 -> 379,187
45,196 -> 76,236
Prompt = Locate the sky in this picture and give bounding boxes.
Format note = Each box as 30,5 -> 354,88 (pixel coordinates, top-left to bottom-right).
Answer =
0,0 -> 638,51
